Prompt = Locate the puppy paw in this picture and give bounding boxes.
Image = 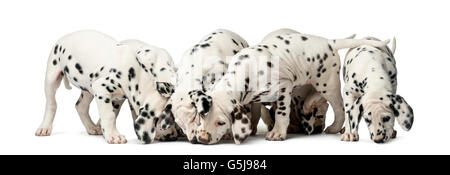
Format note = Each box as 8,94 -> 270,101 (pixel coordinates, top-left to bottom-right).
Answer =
265,128 -> 287,141
341,132 -> 359,142
86,126 -> 102,135
104,133 -> 127,144
35,126 -> 52,136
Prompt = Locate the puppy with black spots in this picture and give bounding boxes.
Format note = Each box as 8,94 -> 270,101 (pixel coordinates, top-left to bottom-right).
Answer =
261,85 -> 329,135
157,29 -> 252,144
193,28 -> 390,144
36,30 -> 178,144
341,37 -> 413,143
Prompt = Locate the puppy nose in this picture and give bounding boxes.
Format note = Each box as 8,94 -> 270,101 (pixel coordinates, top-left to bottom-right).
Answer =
374,139 -> 385,143
197,132 -> 211,144
189,137 -> 199,144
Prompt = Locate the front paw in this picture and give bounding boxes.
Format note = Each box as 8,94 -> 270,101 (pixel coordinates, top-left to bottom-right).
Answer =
86,126 -> 102,135
265,127 -> 287,141
341,132 -> 359,142
104,133 -> 127,144
35,126 -> 52,136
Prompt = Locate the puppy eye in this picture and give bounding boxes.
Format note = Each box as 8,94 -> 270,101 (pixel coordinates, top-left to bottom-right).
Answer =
382,116 -> 391,122
217,121 -> 226,126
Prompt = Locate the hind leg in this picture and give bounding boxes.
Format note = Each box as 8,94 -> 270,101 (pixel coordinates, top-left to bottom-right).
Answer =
75,91 -> 102,135
314,78 -> 345,134
36,69 -> 64,136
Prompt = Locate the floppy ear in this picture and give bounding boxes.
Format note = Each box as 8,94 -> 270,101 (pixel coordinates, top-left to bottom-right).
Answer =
156,82 -> 175,97
135,46 -> 159,71
136,46 -> 176,85
388,94 -> 414,131
188,90 -> 213,116
159,103 -> 175,130
134,105 -> 158,144
230,105 -> 252,144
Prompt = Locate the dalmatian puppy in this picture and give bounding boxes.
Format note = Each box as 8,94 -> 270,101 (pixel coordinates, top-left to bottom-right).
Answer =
157,29 -> 250,144
341,37 -> 413,143
261,84 -> 329,135
192,28 -> 390,144
35,30 -> 178,144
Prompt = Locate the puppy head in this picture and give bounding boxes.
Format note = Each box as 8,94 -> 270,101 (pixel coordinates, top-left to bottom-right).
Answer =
352,93 -> 413,143
159,92 -> 199,143
195,93 -> 252,145
299,99 -> 329,135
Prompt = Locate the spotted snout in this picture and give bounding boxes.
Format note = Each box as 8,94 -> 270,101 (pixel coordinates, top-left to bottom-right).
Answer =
371,129 -> 396,144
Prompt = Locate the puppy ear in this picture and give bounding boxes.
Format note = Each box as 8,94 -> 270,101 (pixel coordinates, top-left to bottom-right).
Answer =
134,106 -> 158,144
136,46 -> 158,70
188,90 -> 212,117
230,105 -> 252,144
156,82 -> 175,97
388,94 -> 414,131
159,103 -> 175,130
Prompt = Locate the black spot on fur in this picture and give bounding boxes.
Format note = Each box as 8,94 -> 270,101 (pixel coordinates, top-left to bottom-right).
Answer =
75,63 -> 83,74
128,67 -> 136,81
231,39 -> 239,46
64,66 -> 69,73
284,40 -> 290,45
200,43 -> 210,48
54,45 -> 58,55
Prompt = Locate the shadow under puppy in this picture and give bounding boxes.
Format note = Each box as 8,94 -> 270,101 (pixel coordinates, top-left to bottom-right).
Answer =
36,30 -> 178,144
341,37 -> 414,143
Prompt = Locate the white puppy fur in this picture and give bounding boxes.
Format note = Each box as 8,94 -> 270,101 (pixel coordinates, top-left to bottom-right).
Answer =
341,37 -> 413,143
157,29 -> 249,144
36,30 -> 178,144
194,28 -> 390,144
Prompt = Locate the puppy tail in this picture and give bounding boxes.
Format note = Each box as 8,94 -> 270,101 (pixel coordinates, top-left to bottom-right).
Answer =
63,74 -> 72,90
329,38 -> 390,51
345,34 -> 356,39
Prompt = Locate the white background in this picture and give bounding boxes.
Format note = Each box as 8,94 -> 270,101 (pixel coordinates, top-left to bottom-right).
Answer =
0,0 -> 448,155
